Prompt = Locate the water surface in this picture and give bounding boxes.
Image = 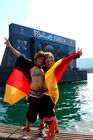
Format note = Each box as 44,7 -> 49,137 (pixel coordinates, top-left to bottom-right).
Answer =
0,73 -> 93,132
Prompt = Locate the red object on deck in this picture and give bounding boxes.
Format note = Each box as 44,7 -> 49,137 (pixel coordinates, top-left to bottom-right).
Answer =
43,117 -> 58,140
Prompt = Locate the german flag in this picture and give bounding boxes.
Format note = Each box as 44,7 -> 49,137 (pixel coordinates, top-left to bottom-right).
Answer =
45,52 -> 80,104
4,68 -> 31,105
4,55 -> 34,105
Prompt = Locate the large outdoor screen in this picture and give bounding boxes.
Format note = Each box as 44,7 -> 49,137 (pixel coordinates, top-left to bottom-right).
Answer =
35,39 -> 69,61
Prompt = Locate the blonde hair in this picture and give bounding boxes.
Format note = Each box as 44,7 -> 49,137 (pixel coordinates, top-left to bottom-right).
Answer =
44,52 -> 54,63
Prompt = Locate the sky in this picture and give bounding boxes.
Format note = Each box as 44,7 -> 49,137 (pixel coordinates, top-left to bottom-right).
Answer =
0,0 -> 93,63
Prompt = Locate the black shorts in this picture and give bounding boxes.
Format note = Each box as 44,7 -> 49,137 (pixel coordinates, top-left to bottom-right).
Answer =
41,95 -> 55,119
26,96 -> 44,123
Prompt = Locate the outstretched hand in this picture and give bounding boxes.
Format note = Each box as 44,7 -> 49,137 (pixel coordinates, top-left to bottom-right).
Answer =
4,38 -> 11,47
4,37 -> 21,57
77,47 -> 82,56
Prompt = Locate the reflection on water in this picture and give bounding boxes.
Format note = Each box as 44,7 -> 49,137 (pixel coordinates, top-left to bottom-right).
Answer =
56,73 -> 93,132
0,73 -> 93,132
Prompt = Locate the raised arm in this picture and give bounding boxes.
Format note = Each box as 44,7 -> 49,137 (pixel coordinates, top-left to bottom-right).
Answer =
4,38 -> 21,57
76,47 -> 82,57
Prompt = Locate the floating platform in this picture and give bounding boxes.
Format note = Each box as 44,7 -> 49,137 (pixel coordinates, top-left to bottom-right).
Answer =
0,124 -> 93,140
0,23 -> 87,86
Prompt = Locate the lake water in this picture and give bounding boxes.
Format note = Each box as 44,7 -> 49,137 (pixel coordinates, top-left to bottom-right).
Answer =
0,73 -> 93,132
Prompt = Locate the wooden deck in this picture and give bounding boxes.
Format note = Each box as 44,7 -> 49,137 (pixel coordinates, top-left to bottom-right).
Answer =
0,124 -> 93,140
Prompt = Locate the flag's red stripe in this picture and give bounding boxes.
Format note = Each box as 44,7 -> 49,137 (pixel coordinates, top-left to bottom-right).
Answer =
54,52 -> 80,83
6,68 -> 31,93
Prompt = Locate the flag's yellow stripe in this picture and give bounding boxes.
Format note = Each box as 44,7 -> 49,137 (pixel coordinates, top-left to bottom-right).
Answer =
45,59 -> 62,104
45,69 -> 60,104
4,84 -> 26,105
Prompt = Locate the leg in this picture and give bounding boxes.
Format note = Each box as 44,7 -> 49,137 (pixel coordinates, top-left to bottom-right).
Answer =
23,96 -> 38,132
23,120 -> 30,132
38,100 -> 47,138
38,119 -> 45,129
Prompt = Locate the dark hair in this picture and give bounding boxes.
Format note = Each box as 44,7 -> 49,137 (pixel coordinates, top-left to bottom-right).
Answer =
34,51 -> 45,62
